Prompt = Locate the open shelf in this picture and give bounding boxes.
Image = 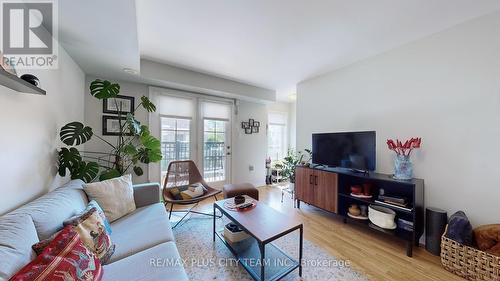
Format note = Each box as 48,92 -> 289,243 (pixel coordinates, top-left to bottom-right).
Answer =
339,193 -> 414,214
343,215 -> 414,241
215,230 -> 299,281
0,68 -> 46,95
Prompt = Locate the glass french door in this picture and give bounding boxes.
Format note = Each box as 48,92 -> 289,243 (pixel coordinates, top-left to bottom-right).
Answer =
150,89 -> 233,186
160,117 -> 192,184
202,119 -> 231,186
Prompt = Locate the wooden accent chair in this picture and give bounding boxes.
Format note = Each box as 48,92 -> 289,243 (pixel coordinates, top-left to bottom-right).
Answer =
163,160 -> 222,228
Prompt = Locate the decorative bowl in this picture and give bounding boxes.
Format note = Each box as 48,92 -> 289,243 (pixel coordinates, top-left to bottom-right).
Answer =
368,205 -> 396,229
20,74 -> 39,86
348,204 -> 361,216
234,195 -> 245,205
350,185 -> 362,194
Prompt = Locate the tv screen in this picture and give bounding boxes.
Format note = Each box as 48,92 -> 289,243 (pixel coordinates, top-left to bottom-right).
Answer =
312,131 -> 376,171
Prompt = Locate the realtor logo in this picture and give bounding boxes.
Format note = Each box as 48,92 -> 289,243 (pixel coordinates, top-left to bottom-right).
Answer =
1,0 -> 58,69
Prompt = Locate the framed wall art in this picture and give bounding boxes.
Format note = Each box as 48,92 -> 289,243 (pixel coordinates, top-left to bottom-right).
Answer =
103,95 -> 135,115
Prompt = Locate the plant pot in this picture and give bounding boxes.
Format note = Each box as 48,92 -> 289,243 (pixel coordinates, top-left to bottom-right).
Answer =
394,155 -> 413,180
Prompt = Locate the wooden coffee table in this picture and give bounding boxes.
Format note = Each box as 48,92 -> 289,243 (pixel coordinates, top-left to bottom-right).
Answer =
213,197 -> 303,281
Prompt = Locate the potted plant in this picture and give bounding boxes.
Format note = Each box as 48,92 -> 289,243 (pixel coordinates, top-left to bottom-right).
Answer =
387,137 -> 422,180
57,79 -> 162,182
275,149 -> 305,184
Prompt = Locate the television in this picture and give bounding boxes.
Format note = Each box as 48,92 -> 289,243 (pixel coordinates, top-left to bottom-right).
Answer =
312,131 -> 376,171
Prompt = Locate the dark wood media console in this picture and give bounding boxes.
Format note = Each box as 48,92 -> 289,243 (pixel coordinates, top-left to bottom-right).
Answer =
295,166 -> 424,257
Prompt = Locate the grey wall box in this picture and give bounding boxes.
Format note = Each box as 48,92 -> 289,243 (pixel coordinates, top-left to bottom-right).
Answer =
425,207 -> 447,256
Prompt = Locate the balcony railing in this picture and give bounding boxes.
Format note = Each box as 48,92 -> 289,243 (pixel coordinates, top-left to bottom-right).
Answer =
161,141 -> 226,182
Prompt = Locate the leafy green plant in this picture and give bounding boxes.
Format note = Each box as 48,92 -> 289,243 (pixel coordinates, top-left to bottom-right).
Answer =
57,79 -> 162,182
275,149 -> 305,183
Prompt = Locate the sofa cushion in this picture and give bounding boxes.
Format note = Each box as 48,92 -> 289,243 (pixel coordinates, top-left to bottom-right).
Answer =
103,242 -> 188,281
13,179 -> 88,240
0,213 -> 38,280
84,174 -> 136,222
108,203 -> 174,263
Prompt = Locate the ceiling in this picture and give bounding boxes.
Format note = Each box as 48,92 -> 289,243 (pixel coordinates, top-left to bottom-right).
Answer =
60,0 -> 500,101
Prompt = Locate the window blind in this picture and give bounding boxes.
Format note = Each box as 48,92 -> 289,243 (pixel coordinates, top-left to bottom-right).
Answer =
268,112 -> 287,125
158,95 -> 195,118
201,101 -> 231,120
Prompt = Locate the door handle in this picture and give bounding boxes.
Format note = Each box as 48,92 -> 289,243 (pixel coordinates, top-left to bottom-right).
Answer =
309,175 -> 313,185
314,176 -> 318,186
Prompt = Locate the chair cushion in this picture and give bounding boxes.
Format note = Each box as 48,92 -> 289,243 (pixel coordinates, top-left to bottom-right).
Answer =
169,182 -> 206,200
0,213 -> 38,280
108,203 -> 174,263
84,174 -> 136,222
10,226 -> 103,281
13,179 -> 88,241
103,242 -> 188,281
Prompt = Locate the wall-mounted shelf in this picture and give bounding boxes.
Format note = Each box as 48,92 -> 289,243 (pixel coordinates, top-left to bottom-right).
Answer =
0,68 -> 46,95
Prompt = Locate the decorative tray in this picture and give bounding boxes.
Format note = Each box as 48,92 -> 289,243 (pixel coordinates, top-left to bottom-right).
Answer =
223,196 -> 257,212
350,193 -> 373,199
347,213 -> 369,220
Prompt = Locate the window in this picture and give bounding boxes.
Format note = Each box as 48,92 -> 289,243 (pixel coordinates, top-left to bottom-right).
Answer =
268,112 -> 288,161
150,88 -> 233,185
203,119 -> 227,182
160,117 -> 191,182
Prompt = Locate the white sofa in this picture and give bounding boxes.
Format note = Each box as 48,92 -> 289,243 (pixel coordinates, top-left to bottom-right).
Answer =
0,180 -> 188,281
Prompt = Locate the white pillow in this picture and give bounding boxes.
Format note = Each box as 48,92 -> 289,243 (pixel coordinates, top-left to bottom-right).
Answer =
83,174 -> 136,222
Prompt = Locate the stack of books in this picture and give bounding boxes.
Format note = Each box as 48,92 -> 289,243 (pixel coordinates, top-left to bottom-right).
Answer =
377,195 -> 407,207
397,218 -> 414,231
374,194 -> 413,212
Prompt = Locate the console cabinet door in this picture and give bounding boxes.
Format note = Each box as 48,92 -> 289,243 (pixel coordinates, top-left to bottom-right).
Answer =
314,170 -> 338,213
295,167 -> 314,204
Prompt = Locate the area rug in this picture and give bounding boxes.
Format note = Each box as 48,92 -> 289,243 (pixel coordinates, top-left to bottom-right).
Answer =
173,216 -> 368,281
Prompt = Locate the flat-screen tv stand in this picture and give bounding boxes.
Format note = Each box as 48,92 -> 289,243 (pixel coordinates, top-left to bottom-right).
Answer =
295,166 -> 424,257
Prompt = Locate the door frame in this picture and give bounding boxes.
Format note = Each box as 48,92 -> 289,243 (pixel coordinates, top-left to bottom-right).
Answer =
198,98 -> 233,187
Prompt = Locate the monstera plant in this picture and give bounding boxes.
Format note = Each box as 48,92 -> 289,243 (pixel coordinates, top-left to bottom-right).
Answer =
57,79 -> 162,183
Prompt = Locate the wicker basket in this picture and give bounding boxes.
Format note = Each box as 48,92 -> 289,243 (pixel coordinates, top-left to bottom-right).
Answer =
441,225 -> 500,280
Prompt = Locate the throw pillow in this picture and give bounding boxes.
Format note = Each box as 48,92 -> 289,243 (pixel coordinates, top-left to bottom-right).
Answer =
10,226 -> 103,281
474,224 -> 500,257
84,174 -> 136,222
64,207 -> 115,264
32,230 -> 61,256
446,211 -> 473,246
169,182 -> 206,200
66,200 -> 112,234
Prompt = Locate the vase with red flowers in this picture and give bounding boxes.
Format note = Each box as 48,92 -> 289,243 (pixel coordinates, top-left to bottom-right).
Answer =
387,137 -> 422,180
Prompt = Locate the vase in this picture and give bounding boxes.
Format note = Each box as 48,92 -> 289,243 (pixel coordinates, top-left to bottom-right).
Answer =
394,155 -> 413,180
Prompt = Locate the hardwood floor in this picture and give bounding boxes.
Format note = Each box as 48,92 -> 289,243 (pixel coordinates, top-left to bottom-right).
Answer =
173,184 -> 462,281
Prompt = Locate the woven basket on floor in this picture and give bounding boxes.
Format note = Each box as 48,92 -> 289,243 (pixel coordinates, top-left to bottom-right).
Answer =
441,225 -> 500,280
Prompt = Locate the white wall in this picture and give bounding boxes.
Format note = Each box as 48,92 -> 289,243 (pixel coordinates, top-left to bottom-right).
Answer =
289,102 -> 297,149
233,101 -> 268,186
84,76 -> 149,184
297,11 -> 500,226
0,47 -> 85,215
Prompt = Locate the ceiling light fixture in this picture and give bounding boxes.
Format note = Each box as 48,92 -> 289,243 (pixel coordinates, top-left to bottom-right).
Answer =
123,68 -> 138,75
